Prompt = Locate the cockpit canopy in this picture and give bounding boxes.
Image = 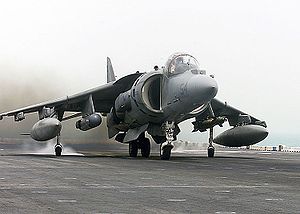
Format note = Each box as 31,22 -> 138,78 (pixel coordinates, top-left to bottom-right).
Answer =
165,53 -> 200,76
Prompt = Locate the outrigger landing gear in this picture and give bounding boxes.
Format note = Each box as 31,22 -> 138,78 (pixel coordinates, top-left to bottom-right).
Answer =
160,121 -> 175,160
207,127 -> 215,158
54,133 -> 63,156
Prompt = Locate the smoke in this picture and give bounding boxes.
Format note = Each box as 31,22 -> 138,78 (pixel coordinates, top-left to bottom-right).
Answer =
0,63 -> 109,143
172,140 -> 208,154
20,139 -> 83,156
0,64 -> 63,138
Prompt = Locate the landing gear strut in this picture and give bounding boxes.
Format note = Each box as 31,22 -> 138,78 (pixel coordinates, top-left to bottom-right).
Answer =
128,133 -> 151,158
129,141 -> 138,157
208,127 -> 215,158
55,133 -> 63,156
160,121 -> 175,160
141,138 -> 150,158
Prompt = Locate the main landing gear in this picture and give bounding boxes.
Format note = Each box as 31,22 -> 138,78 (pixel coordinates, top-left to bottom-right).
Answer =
128,133 -> 151,158
54,133 -> 63,156
160,121 -> 175,160
207,127 -> 215,158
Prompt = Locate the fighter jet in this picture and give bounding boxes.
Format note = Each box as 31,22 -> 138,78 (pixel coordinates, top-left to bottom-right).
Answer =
0,53 -> 268,160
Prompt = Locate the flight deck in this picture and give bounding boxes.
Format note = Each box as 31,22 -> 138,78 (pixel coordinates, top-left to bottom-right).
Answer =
0,141 -> 299,214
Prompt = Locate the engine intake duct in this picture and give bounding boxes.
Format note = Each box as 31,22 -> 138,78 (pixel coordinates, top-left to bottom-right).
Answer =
142,74 -> 162,112
76,114 -> 102,131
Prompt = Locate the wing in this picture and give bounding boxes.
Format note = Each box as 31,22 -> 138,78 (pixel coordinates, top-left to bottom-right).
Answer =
0,73 -> 142,120
193,98 -> 267,131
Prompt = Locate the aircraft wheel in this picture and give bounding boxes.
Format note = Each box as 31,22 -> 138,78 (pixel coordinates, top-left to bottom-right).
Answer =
160,144 -> 172,160
208,147 -> 215,158
55,144 -> 62,156
129,141 -> 138,157
141,138 -> 150,158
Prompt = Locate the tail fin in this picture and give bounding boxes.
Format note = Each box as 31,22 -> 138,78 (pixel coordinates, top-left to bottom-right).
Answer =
107,57 -> 116,83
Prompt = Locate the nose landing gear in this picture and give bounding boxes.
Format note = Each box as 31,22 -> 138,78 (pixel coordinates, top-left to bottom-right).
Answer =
160,121 -> 175,160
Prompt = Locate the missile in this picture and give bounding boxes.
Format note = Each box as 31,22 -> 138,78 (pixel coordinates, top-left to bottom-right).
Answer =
31,118 -> 62,141
75,114 -> 102,131
213,125 -> 268,147
193,116 -> 226,132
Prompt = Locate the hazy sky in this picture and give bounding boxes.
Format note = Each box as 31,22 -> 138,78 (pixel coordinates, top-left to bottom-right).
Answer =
0,0 -> 299,144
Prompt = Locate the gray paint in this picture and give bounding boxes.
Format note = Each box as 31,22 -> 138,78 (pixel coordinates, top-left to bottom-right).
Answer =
30,118 -> 62,141
0,53 -> 267,147
213,124 -> 268,147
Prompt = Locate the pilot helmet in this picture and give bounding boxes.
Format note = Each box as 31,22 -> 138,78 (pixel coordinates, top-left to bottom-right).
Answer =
175,56 -> 184,64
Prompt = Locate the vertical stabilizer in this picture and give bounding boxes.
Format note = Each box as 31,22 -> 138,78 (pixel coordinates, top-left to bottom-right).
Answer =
107,57 -> 116,83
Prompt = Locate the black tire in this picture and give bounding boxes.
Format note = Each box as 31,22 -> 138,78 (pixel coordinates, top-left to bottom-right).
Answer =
141,138 -> 150,158
160,145 -> 172,160
129,141 -> 138,157
208,147 -> 215,158
55,145 -> 62,156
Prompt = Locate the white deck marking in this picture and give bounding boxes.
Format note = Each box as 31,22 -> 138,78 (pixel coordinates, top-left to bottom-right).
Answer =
225,167 -> 233,170
135,185 -> 283,189
32,190 -> 48,194
79,184 -> 286,190
114,172 -> 126,175
215,190 -> 231,193
58,199 -> 77,203
216,212 -> 236,214
174,183 -> 188,186
64,177 -> 77,180
140,177 -> 153,180
119,190 -> 136,193
265,198 -> 283,201
167,199 -> 186,202
246,172 -> 259,175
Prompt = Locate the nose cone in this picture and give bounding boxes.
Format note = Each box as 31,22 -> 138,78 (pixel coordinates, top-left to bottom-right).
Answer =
188,75 -> 218,102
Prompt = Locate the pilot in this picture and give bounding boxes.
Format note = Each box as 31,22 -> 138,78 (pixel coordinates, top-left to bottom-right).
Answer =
173,56 -> 187,74
169,56 -> 184,74
154,65 -> 159,71
175,56 -> 184,65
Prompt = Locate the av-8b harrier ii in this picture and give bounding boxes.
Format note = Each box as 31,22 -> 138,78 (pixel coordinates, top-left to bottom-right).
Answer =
0,53 -> 268,160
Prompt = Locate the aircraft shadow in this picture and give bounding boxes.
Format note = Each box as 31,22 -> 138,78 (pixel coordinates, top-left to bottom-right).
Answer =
2,152 -> 257,160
